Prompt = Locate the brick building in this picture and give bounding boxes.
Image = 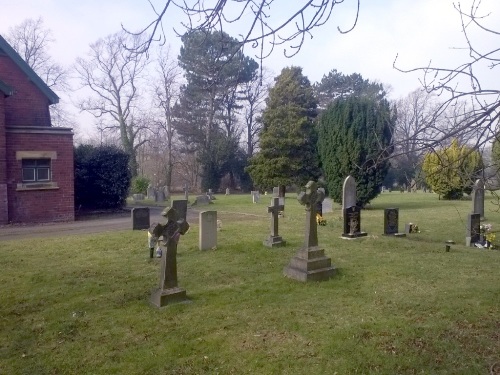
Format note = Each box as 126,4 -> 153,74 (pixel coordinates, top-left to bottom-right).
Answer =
0,35 -> 74,224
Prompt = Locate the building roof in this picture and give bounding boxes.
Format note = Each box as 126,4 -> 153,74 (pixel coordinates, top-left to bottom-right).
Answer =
0,35 -> 59,105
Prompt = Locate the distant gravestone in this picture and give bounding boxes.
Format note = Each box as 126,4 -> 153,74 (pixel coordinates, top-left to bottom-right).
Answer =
342,206 -> 368,239
466,213 -> 481,247
342,175 -> 356,213
156,190 -> 165,202
150,208 -> 190,307
147,187 -> 156,200
251,191 -> 260,203
263,197 -> 286,247
183,184 -> 189,201
383,208 -> 405,236
322,197 -> 333,214
472,178 -> 485,219
171,199 -> 188,221
283,181 -> 335,282
199,211 -> 217,251
225,188 -> 230,195
316,187 -> 325,216
133,193 -> 145,201
191,195 -> 212,206
272,187 -> 280,197
131,207 -> 150,230
207,189 -> 215,200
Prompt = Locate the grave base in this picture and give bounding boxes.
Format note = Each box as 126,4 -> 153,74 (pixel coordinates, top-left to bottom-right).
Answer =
283,246 -> 336,282
341,232 -> 368,239
383,233 -> 406,237
150,286 -> 187,307
263,235 -> 286,248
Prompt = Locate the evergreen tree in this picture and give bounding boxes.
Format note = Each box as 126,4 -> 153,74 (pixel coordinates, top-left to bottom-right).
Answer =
422,139 -> 483,200
318,95 -> 395,207
246,66 -> 321,190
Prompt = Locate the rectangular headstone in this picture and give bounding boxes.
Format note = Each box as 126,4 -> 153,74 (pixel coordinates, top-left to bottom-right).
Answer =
342,175 -> 356,213
272,187 -> 280,197
171,199 -> 188,221
193,195 -> 211,206
251,191 -> 260,203
199,211 -> 217,251
147,187 -> 155,200
131,207 -> 150,230
472,179 -> 485,219
466,213 -> 481,246
384,208 -> 399,235
342,205 -> 368,238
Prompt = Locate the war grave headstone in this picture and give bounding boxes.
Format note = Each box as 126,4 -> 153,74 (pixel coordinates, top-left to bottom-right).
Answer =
263,197 -> 286,247
132,207 -> 150,230
199,210 -> 217,251
472,178 -> 485,219
383,208 -> 405,237
466,213 -> 481,247
150,208 -> 190,307
251,190 -> 260,203
283,181 -> 336,282
171,199 -> 188,221
342,206 -> 368,239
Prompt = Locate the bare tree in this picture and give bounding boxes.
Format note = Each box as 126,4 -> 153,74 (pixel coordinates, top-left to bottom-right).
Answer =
75,31 -> 150,177
151,45 -> 182,195
6,17 -> 74,128
126,1 -> 360,62
394,0 -> 500,154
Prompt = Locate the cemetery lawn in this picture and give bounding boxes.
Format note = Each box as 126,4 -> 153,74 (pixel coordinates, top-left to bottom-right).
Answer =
1,192 -> 499,374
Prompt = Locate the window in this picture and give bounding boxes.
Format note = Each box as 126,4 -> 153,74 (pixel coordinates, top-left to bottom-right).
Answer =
22,159 -> 51,182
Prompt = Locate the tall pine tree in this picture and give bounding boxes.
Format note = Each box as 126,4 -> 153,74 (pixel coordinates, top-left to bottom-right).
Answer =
318,95 -> 395,207
246,66 -> 321,191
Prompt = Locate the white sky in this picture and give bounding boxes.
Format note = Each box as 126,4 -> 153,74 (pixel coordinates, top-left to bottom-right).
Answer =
1,0 -> 499,139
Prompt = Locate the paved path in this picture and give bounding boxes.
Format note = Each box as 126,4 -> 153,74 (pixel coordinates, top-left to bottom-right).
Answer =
0,206 -> 201,241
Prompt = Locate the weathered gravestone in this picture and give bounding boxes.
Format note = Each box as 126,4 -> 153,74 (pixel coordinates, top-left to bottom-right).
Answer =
225,188 -> 230,195
133,193 -> 145,201
273,187 -> 280,197
263,197 -> 286,247
322,197 -> 333,214
131,207 -> 150,230
383,208 -> 405,237
147,186 -> 156,200
466,213 -> 481,247
342,175 -> 357,213
150,208 -> 190,307
156,190 -> 165,202
283,181 -> 336,282
472,178 -> 485,219
251,190 -> 260,204
183,184 -> 189,201
171,199 -> 188,221
191,195 -> 212,206
207,189 -> 216,200
342,206 -> 368,239
199,211 -> 217,251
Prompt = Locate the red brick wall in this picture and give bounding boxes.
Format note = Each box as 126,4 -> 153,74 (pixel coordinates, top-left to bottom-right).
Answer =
0,55 -> 52,127
6,129 -> 74,223
0,95 -> 7,224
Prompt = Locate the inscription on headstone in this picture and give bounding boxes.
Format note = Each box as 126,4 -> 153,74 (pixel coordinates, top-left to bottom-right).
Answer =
342,206 -> 368,239
132,207 -> 150,230
383,208 -> 403,236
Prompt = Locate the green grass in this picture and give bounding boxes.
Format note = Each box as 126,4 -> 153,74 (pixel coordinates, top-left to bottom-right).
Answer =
1,192 -> 500,374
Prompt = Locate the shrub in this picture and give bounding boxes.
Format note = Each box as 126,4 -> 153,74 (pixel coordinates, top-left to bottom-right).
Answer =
130,176 -> 150,195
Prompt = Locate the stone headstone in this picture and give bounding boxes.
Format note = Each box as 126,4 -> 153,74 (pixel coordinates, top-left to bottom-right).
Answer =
342,175 -> 356,213
199,211 -> 217,251
278,197 -> 285,206
225,188 -> 230,195
272,187 -> 280,197
183,184 -> 189,201
132,193 -> 145,201
263,197 -> 286,247
284,181 -> 335,282
207,189 -> 216,200
466,213 -> 481,247
150,208 -> 190,307
163,186 -> 170,201
322,198 -> 333,214
316,188 -> 325,216
147,187 -> 156,200
383,208 -> 405,236
191,195 -> 212,206
171,199 -> 188,221
131,207 -> 150,230
251,191 -> 260,203
342,206 -> 368,239
472,178 -> 485,219
156,190 -> 165,202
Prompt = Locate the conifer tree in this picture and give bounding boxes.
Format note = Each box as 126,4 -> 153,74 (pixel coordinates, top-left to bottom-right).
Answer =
246,66 -> 321,190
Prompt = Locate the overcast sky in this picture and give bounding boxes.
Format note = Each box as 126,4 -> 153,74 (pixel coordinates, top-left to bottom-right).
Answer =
1,0 -> 499,138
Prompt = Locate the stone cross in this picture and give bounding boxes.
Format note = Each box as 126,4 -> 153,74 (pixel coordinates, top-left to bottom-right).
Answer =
150,208 -> 190,307
297,181 -> 325,248
268,197 -> 284,237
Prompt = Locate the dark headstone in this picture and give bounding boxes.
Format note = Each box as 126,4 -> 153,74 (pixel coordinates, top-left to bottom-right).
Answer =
466,213 -> 481,247
384,208 -> 405,236
284,181 -> 335,282
342,206 -> 368,239
132,207 -> 150,230
171,199 -> 188,221
264,197 -> 285,247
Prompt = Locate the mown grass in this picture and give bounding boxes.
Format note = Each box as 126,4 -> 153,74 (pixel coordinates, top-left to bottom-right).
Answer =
1,191 -> 499,374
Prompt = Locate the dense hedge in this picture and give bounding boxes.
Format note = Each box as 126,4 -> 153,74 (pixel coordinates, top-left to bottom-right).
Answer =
74,144 -> 131,210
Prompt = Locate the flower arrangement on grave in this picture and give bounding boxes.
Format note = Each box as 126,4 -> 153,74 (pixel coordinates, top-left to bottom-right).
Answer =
316,213 -> 327,226
480,223 -> 495,248
409,223 -> 420,233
